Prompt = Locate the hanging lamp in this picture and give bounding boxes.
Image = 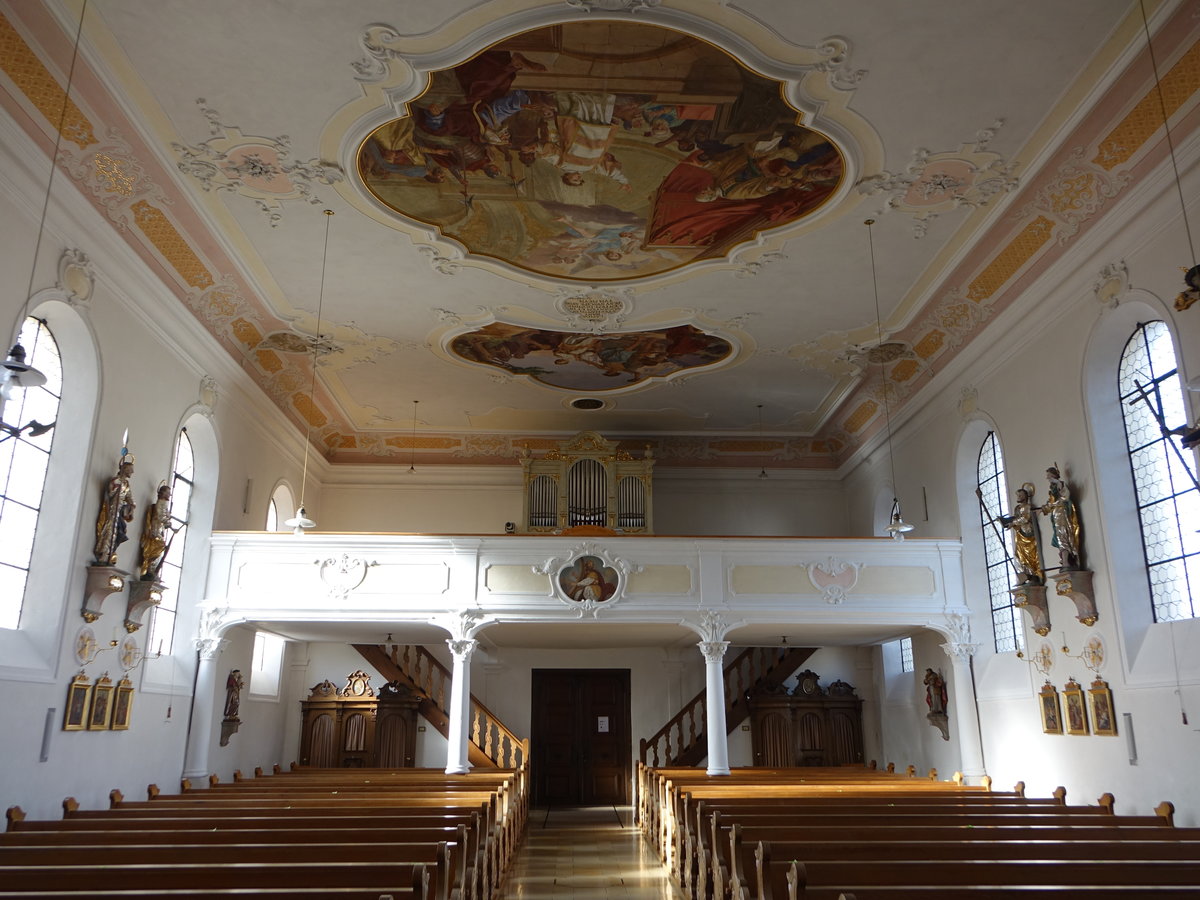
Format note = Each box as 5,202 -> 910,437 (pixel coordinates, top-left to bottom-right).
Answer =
284,209 -> 335,535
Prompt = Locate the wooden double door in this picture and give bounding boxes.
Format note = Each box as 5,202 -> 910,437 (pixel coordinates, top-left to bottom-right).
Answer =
531,669 -> 630,806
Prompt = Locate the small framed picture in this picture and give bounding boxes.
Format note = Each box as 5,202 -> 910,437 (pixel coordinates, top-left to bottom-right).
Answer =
1038,681 -> 1062,734
111,677 -> 134,731
1088,678 -> 1117,736
63,673 -> 91,731
88,674 -> 114,731
1063,677 -> 1089,736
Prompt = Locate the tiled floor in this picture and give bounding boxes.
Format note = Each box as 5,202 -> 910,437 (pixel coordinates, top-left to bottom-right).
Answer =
498,806 -> 688,899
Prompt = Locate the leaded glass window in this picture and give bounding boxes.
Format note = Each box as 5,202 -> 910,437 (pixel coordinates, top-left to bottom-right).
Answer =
147,429 -> 193,653
1118,321 -> 1200,622
978,431 -> 1024,653
0,318 -> 60,630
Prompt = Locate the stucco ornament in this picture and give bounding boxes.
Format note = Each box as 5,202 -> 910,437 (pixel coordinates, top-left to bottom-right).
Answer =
807,556 -> 862,604
316,553 -> 378,600
1092,260 -> 1129,310
172,100 -> 342,227
533,542 -> 642,616
695,610 -> 730,644
195,604 -> 233,659
57,248 -> 95,305
566,0 -> 661,10
940,611 -> 979,661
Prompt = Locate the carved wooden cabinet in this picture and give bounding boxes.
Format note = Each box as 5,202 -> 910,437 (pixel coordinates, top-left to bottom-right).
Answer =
299,670 -> 419,768
748,670 -> 864,767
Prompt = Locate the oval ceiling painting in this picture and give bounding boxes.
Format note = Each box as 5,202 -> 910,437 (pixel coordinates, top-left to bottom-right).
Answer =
449,322 -> 733,391
358,22 -> 844,281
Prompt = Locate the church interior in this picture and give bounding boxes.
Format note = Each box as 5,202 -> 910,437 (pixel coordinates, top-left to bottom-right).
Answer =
2,0 -> 1200,883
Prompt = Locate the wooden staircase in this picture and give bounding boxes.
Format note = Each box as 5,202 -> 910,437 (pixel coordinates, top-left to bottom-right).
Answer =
639,645 -> 815,767
354,643 -> 527,769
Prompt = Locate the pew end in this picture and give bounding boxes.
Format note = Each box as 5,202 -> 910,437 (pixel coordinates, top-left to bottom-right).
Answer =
6,805 -> 26,831
1054,785 -> 1067,805
1014,780 -> 1025,798
1157,801 -> 1176,827
61,797 -> 78,817
108,789 -> 123,809
1098,792 -> 1115,814
147,784 -> 160,800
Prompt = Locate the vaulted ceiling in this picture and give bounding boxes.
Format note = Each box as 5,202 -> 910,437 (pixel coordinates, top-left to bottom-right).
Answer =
6,0 -> 1191,472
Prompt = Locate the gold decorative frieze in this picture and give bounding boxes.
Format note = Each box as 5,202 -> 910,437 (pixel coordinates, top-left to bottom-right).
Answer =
0,12 -> 97,148
130,201 -> 213,289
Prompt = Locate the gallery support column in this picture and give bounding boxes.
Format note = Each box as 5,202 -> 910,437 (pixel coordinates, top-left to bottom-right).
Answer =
942,638 -> 986,783
445,638 -> 477,775
699,640 -> 731,776
182,635 -> 228,781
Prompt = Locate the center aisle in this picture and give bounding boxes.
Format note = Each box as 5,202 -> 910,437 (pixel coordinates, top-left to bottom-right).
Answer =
498,806 -> 688,900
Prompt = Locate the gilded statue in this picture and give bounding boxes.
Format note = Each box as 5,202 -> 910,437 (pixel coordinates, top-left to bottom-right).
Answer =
138,482 -> 173,580
1000,483 -> 1043,585
93,454 -> 136,567
1041,465 -> 1082,570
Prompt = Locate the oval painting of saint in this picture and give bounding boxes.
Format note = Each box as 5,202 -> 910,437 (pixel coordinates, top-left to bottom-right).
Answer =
358,22 -> 844,281
450,322 -> 732,391
559,556 -> 619,605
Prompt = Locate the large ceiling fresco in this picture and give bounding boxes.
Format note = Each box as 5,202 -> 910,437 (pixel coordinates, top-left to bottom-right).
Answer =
358,22 -> 844,281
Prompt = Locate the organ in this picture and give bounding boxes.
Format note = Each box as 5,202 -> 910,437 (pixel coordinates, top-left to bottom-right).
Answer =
518,431 -> 655,535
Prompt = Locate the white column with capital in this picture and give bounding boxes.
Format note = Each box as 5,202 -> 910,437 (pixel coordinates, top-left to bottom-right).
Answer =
699,640 -> 731,776
182,635 -> 227,781
942,639 -> 986,783
445,638 -> 477,775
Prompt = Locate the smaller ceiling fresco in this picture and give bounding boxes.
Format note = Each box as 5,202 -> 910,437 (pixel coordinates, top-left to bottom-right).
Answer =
449,322 -> 732,391
358,22 -> 844,281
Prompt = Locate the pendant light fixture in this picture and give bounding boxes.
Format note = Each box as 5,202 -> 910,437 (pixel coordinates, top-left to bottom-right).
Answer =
865,219 -> 913,538
407,400 -> 419,474
756,403 -> 768,479
1137,0 -> 1198,314
285,208 -> 335,535
2,0 -> 90,417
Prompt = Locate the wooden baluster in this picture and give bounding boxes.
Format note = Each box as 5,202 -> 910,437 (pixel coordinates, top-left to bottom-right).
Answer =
434,668 -> 444,710
401,645 -> 411,679
471,707 -> 482,747
485,716 -> 496,760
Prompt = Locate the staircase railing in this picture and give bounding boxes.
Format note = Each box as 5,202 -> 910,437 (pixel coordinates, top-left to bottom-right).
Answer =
639,645 -> 814,766
354,643 -> 527,768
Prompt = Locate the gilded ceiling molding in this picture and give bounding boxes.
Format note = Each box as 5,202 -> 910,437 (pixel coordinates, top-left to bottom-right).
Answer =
60,128 -> 169,230
1015,147 -> 1129,244
857,120 -> 1019,239
172,100 -> 343,228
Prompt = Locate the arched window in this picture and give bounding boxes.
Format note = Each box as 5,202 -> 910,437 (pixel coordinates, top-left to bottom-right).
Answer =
977,431 -> 1024,653
147,429 -> 193,654
1117,321 -> 1200,622
266,482 -> 294,532
0,318 -> 61,630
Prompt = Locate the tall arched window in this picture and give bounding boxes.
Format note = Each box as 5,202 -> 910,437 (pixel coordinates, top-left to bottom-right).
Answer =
147,429 -> 193,654
0,318 -> 61,630
977,431 -> 1024,653
1117,321 -> 1200,622
266,482 -> 294,532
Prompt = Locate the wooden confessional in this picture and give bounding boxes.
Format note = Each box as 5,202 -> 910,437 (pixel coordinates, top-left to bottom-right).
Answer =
518,431 -> 655,534
748,670 -> 865,767
298,670 -> 420,767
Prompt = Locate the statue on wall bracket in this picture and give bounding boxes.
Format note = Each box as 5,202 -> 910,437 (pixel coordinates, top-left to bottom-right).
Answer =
976,482 -> 1050,635
923,667 -> 950,741
84,445 -> 136,622
1039,465 -> 1097,627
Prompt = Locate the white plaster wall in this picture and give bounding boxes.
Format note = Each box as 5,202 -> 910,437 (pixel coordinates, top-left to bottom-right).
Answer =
0,125 -> 316,819
846,151 -> 1200,823
315,468 -> 849,537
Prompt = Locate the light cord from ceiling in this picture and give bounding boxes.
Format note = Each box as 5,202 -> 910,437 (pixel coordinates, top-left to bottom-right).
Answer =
286,208 -> 334,534
408,399 -> 419,474
865,218 -> 912,536
1139,0 -> 1197,273
757,402 -> 768,479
